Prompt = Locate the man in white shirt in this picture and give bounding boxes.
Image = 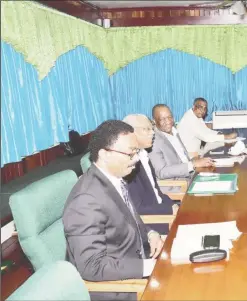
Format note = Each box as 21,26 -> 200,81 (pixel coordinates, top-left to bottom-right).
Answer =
123,114 -> 179,235
63,120 -> 162,301
177,98 -> 237,154
150,104 -> 215,180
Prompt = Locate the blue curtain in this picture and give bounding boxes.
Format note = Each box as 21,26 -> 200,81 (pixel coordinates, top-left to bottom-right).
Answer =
234,67 -> 247,110
110,49 -> 246,122
2,44 -> 247,167
1,42 -> 112,166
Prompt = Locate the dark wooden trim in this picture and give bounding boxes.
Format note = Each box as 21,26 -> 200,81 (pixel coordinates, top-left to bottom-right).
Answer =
36,0 -> 101,24
101,6 -> 247,26
107,15 -> 247,26
1,214 -> 13,227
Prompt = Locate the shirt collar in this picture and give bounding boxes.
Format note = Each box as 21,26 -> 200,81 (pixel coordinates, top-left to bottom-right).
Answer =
162,126 -> 177,137
94,163 -> 122,186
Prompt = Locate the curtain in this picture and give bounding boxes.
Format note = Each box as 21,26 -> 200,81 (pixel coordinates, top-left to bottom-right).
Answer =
2,1 -> 247,80
234,67 -> 247,110
1,42 -> 112,166
109,49 -> 244,122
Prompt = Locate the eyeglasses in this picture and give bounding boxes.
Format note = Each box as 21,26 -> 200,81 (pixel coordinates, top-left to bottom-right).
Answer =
135,126 -> 154,133
104,148 -> 140,159
195,104 -> 207,112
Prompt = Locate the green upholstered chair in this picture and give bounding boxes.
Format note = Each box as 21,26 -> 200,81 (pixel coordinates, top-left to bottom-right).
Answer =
9,170 -> 78,270
6,261 -> 90,301
9,169 -> 148,300
80,152 -> 91,173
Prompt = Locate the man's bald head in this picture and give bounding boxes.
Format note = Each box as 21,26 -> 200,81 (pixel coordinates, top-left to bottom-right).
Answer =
123,114 -> 154,149
152,104 -> 174,134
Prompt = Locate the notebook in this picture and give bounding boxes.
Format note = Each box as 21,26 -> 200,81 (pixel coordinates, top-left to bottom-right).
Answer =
187,173 -> 238,195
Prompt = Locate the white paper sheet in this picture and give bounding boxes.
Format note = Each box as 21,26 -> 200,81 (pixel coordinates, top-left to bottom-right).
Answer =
213,158 -> 235,167
176,221 -> 241,241
192,181 -> 233,193
224,137 -> 246,144
171,221 -> 242,265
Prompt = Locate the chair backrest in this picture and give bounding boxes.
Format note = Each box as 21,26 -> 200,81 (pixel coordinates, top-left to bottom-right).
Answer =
80,152 -> 91,173
6,261 -> 90,301
9,170 -> 78,271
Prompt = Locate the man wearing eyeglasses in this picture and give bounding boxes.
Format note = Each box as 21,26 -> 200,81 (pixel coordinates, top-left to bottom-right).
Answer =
63,120 -> 163,301
150,104 -> 214,180
177,98 -> 237,154
123,114 -> 178,235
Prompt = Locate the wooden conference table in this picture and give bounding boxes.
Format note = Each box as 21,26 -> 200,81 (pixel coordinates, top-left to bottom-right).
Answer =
142,158 -> 247,300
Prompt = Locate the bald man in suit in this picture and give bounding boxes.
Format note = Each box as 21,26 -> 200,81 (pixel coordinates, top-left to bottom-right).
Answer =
123,114 -> 179,235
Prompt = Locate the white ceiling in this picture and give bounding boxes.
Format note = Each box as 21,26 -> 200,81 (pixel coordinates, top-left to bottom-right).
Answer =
86,1 -> 222,9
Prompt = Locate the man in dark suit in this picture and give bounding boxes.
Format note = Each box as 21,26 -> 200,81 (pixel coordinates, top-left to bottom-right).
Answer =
63,120 -> 164,301
123,114 -> 179,235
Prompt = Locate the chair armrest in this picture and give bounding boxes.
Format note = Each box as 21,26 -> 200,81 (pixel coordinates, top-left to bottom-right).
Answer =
140,215 -> 175,224
157,180 -> 188,191
157,179 -> 188,201
84,278 -> 147,293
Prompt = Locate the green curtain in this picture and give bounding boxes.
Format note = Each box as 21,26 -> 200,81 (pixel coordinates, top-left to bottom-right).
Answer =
2,0 -> 247,80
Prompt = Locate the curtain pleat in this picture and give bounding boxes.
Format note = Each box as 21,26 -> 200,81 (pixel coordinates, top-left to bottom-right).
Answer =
1,44 -> 247,167
1,42 -> 112,166
110,49 -> 245,122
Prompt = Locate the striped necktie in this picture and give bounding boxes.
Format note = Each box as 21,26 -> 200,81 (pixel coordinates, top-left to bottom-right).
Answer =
120,180 -> 145,259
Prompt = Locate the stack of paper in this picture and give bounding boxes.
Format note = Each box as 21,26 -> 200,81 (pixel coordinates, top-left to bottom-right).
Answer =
171,221 -> 242,265
213,156 -> 245,167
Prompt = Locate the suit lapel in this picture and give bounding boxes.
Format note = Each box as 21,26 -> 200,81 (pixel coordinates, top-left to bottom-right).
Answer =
147,159 -> 163,196
91,164 -> 138,228
155,130 -> 181,162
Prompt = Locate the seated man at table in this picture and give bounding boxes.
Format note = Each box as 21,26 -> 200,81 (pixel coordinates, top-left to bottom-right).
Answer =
150,104 -> 214,180
177,97 -> 237,154
123,114 -> 179,235
63,120 -> 163,301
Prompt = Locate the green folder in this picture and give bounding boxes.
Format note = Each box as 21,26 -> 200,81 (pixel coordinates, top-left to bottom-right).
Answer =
187,173 -> 238,195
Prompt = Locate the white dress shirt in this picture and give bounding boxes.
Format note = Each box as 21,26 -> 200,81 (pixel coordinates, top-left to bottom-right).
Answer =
139,149 -> 162,204
163,127 -> 194,173
94,163 -> 156,277
177,109 -> 224,153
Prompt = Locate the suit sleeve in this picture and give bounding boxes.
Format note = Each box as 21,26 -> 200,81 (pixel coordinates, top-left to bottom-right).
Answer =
63,193 -> 143,281
149,143 -> 190,179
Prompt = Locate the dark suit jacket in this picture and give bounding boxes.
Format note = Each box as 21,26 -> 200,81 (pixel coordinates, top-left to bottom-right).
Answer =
125,160 -> 174,234
63,164 -> 151,283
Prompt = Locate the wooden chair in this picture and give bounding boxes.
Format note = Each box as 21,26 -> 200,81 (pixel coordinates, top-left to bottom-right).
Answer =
157,179 -> 188,201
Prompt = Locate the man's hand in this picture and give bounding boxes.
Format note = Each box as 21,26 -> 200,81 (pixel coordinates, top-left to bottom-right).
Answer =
148,232 -> 164,259
224,132 -> 237,140
192,157 -> 215,168
172,204 -> 179,215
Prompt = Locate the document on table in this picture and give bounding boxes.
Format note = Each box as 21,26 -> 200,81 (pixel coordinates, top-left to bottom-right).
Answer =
171,221 -> 242,265
213,156 -> 246,167
192,181 -> 233,193
224,137 -> 246,144
187,173 -> 238,195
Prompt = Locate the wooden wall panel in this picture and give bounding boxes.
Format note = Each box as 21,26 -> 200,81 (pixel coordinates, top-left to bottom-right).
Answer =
1,162 -> 25,185
1,133 -> 91,184
101,6 -> 247,26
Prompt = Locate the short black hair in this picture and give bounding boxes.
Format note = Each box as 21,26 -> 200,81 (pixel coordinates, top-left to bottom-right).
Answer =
89,120 -> 134,162
194,97 -> 207,106
152,104 -> 169,118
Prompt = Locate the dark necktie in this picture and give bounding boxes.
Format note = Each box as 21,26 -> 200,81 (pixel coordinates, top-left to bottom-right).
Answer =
120,180 -> 145,259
